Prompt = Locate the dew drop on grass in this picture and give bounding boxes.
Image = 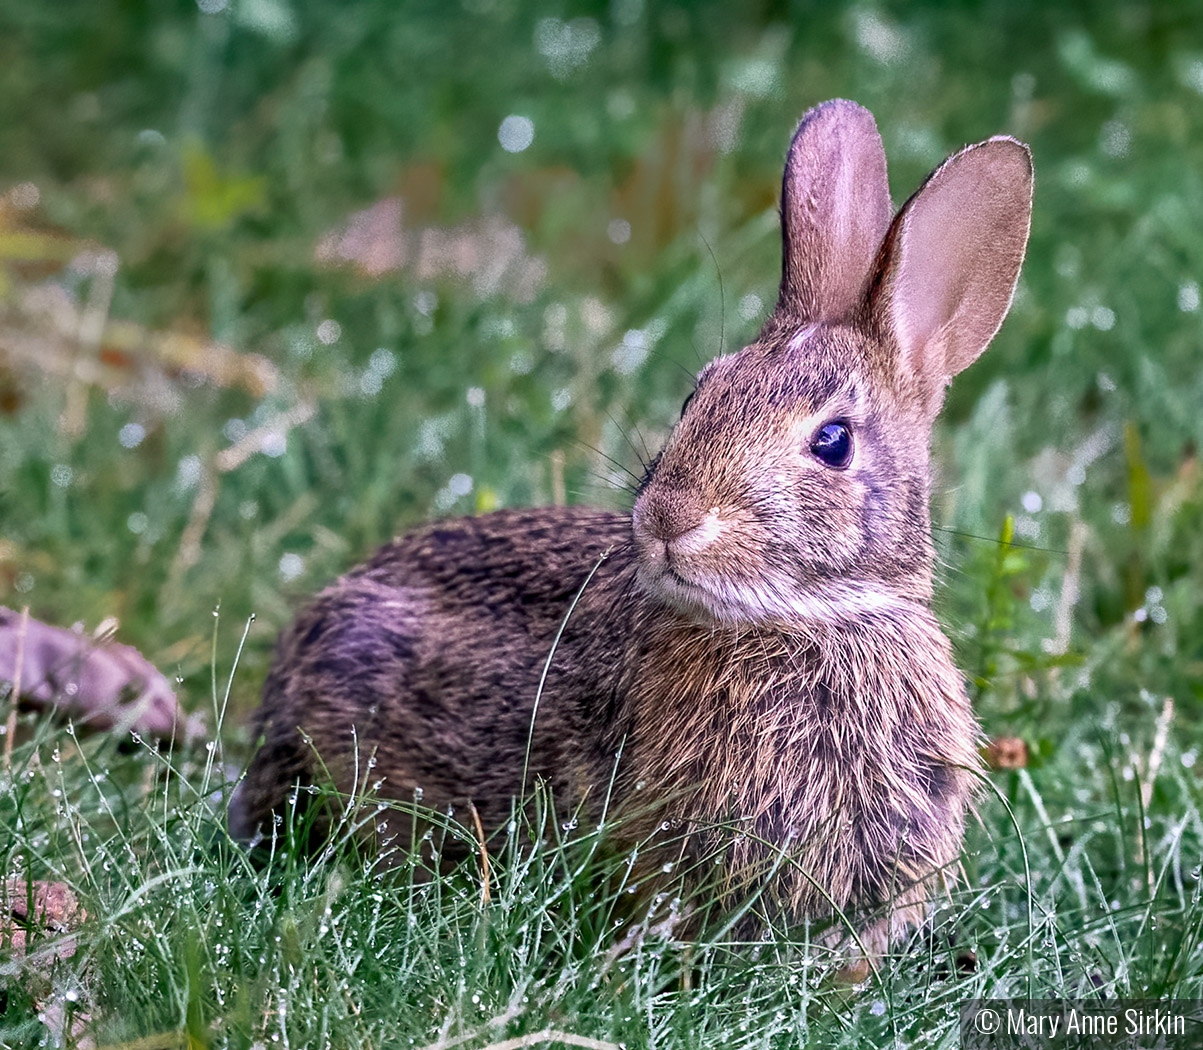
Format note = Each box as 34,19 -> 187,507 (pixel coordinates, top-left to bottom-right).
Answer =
279,552 -> 305,582
498,115 -> 535,153
607,218 -> 631,244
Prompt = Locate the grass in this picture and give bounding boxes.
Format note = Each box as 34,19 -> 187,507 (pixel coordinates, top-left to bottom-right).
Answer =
2,0 -> 1203,1046
3,674 -> 1203,1048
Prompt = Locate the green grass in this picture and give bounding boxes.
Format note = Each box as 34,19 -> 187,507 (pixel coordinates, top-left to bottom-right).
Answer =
3,677 -> 1203,1048
2,0 -> 1203,1045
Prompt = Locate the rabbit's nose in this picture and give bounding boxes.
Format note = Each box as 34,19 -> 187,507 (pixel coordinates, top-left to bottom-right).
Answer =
633,487 -> 708,545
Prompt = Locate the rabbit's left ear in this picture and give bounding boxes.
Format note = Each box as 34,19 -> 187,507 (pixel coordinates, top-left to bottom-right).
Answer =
776,100 -> 893,324
868,136 -> 1033,409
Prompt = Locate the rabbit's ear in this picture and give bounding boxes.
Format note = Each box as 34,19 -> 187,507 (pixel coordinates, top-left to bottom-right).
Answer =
775,100 -> 893,324
869,136 -> 1032,408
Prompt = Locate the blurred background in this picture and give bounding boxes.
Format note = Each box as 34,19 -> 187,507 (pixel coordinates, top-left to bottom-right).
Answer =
0,0 -> 1199,743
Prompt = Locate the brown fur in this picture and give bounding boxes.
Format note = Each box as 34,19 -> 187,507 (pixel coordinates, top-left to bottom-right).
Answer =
229,100 -> 1033,956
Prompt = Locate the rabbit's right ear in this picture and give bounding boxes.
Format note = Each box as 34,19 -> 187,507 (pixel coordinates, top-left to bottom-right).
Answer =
868,136 -> 1033,414
775,100 -> 893,324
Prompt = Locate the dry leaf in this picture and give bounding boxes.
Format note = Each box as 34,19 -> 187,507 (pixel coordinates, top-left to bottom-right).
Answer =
985,736 -> 1029,770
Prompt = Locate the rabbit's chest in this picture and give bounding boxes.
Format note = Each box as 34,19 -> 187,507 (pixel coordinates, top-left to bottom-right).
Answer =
609,623 -> 976,900
626,673 -> 922,827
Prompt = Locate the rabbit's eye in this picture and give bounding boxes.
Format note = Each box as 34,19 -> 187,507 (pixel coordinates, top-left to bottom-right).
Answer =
810,421 -> 853,469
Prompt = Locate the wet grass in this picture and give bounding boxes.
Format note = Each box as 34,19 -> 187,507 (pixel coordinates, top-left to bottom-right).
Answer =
3,684 -> 1203,1048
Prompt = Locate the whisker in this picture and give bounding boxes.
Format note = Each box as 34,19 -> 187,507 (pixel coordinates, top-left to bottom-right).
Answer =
603,408 -> 653,474
571,438 -> 644,487
931,523 -> 1067,556
698,230 -> 726,359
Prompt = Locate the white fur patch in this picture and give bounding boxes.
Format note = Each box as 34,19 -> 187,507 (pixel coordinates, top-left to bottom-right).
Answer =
776,583 -> 920,623
786,324 -> 820,353
668,508 -> 726,556
643,562 -> 921,628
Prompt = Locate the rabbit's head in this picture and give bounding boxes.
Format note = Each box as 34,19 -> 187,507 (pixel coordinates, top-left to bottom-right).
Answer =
631,99 -> 1033,627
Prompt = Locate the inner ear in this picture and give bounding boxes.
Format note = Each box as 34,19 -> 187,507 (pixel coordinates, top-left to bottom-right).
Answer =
775,100 -> 893,325
867,136 -> 1033,410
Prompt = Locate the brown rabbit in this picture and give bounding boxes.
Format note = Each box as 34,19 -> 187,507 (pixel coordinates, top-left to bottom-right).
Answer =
229,100 -> 1033,955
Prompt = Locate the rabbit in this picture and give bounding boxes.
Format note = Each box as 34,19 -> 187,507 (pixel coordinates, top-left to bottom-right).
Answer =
229,99 -> 1033,957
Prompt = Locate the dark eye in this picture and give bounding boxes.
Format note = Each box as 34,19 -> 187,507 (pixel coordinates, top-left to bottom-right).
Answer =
810,421 -> 853,469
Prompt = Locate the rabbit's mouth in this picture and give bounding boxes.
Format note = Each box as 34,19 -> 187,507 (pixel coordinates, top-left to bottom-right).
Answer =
638,560 -> 734,623
663,566 -> 701,595
645,564 -> 781,625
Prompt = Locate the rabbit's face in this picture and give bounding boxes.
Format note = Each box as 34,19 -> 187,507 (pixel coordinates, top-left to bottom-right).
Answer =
631,324 -> 933,627
629,99 -> 1031,629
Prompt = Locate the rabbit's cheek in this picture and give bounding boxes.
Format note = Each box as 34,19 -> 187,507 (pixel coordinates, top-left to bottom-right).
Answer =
781,476 -> 869,569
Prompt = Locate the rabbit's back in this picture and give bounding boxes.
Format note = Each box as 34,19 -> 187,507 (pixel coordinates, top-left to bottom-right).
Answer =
228,506 -> 634,847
